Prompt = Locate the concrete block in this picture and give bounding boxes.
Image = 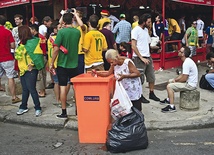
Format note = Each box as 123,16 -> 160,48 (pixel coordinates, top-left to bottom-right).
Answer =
180,89 -> 200,110
5,79 -> 22,96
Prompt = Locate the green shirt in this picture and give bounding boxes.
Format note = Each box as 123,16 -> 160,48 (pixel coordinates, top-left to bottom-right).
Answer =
54,27 -> 80,68
186,27 -> 198,46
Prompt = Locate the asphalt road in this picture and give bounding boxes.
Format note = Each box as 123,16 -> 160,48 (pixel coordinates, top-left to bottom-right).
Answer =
0,122 -> 214,155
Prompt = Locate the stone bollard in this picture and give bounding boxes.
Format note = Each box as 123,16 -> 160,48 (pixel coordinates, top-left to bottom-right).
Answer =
5,79 -> 22,96
180,89 -> 200,110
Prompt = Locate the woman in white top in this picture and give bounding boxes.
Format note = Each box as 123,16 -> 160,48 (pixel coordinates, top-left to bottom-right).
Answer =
94,49 -> 143,111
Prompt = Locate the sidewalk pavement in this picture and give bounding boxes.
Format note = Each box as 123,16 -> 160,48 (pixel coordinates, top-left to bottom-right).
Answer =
0,62 -> 214,130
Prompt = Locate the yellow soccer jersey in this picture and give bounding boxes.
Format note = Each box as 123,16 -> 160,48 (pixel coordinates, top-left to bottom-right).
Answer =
47,35 -> 58,68
83,30 -> 108,66
76,24 -> 88,55
168,18 -> 181,35
98,17 -> 111,30
132,21 -> 138,29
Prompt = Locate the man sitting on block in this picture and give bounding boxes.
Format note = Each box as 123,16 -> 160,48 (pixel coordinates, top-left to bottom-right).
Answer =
160,46 -> 198,113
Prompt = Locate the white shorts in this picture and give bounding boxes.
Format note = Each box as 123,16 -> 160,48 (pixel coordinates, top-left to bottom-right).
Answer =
0,60 -> 15,78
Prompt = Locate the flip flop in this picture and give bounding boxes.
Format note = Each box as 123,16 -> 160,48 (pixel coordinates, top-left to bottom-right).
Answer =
38,94 -> 46,98
38,92 -> 46,98
0,87 -> 5,91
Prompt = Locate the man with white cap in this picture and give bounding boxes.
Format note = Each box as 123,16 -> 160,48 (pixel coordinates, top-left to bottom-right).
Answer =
112,13 -> 131,49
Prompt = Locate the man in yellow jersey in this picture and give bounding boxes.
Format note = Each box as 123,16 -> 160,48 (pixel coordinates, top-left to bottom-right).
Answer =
167,17 -> 181,51
83,15 -> 108,71
98,10 -> 111,30
72,9 -> 87,74
132,15 -> 139,29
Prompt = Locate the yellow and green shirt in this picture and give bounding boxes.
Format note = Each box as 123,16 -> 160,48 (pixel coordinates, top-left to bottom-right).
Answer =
47,35 -> 58,68
83,30 -> 107,66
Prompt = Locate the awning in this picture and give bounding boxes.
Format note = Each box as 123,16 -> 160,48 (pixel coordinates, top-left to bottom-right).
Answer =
32,0 -> 49,3
0,0 -> 29,8
172,0 -> 214,7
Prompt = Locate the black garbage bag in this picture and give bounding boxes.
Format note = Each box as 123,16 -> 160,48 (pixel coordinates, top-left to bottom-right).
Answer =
106,107 -> 148,153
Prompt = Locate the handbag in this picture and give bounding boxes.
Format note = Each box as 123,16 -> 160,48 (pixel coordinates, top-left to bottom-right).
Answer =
110,80 -> 132,120
199,74 -> 213,90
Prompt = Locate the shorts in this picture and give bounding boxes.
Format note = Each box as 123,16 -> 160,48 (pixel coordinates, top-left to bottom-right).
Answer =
171,32 -> 181,45
132,57 -> 155,83
86,64 -> 104,72
188,46 -> 196,57
56,66 -> 78,86
52,74 -> 59,84
168,82 -> 196,92
171,32 -> 180,40
0,60 -> 15,78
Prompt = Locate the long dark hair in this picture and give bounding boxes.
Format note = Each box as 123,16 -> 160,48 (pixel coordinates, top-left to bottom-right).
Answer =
18,25 -> 33,45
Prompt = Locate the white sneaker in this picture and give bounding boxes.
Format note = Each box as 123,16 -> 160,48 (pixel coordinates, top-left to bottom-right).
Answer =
35,110 -> 42,117
17,109 -> 28,115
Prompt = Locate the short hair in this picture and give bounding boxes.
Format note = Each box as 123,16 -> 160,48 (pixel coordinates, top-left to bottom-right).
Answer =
76,10 -> 83,18
29,24 -> 39,32
138,13 -> 151,25
206,52 -> 214,60
120,42 -> 128,49
105,49 -> 119,60
158,15 -> 163,21
18,25 -> 33,45
211,20 -> 214,25
89,14 -> 99,28
0,15 -> 6,25
62,13 -> 73,25
103,22 -> 110,28
14,14 -> 23,20
42,16 -> 52,23
51,20 -> 60,29
182,46 -> 191,57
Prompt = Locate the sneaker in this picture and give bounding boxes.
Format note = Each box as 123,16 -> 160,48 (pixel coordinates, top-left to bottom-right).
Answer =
45,83 -> 54,89
160,98 -> 170,105
141,95 -> 150,103
56,114 -> 67,118
17,109 -> 28,115
149,92 -> 160,101
35,110 -> 42,117
161,105 -> 176,113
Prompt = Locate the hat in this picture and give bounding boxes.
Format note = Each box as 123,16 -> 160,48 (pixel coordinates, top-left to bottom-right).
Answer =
100,10 -> 109,16
120,14 -> 126,18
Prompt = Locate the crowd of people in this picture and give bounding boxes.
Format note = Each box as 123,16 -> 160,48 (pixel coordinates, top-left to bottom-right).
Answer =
0,8 -> 214,118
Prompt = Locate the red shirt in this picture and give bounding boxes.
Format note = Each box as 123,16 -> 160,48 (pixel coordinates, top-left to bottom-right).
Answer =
0,26 -> 14,62
39,33 -> 47,55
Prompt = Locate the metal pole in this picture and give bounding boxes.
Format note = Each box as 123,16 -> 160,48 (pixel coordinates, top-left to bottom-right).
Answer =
161,0 -> 165,69
31,2 -> 35,24
213,6 -> 214,20
64,0 -> 68,9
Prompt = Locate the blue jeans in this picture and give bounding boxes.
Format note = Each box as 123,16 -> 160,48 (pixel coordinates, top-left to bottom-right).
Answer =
20,69 -> 41,110
78,54 -> 85,75
205,73 -> 214,88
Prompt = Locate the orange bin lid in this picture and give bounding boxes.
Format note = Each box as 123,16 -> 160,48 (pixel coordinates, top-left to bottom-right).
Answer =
71,72 -> 115,83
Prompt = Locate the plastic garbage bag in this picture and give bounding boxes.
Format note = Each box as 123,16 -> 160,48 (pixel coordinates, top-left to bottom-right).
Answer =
106,107 -> 148,153
110,80 -> 132,120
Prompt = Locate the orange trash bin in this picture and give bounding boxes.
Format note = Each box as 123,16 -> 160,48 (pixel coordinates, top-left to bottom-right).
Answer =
71,72 -> 115,143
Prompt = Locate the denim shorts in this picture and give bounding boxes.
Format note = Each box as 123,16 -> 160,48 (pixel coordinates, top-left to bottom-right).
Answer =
52,74 -> 59,84
0,60 -> 15,78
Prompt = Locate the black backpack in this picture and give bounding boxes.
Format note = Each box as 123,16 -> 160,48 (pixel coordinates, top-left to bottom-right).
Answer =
199,74 -> 214,90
